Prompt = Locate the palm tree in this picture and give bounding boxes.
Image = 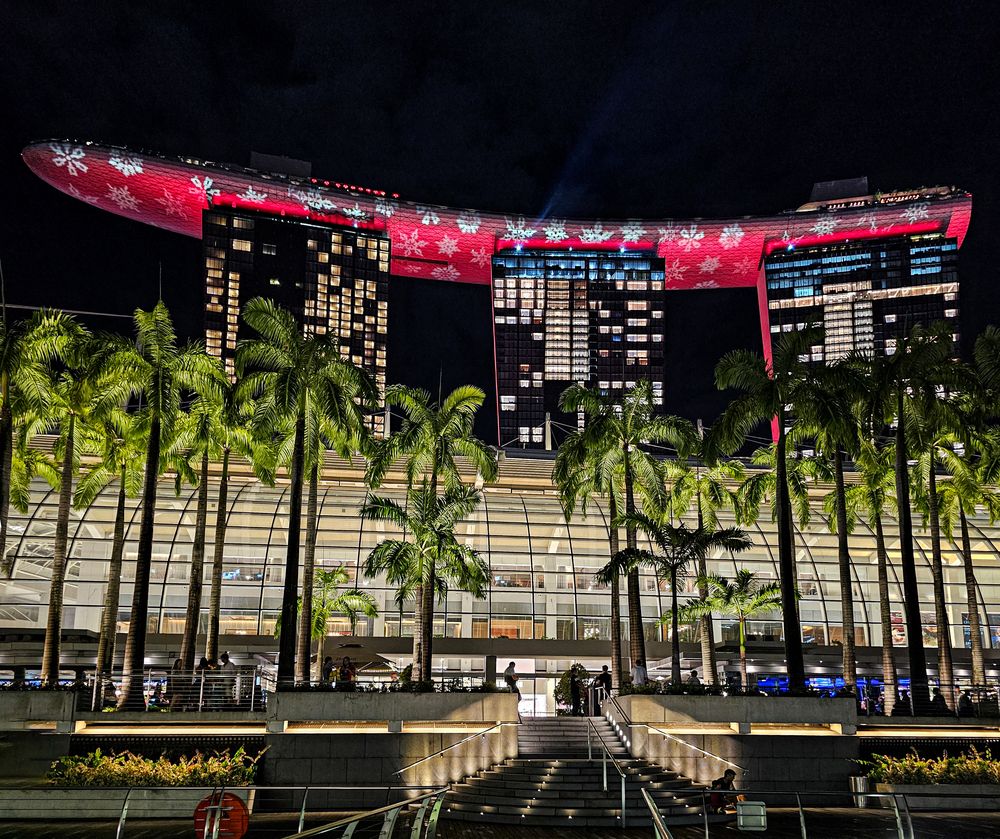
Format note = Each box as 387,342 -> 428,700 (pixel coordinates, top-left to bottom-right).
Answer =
365,384 -> 497,682
560,381 -> 696,673
601,518 -> 752,684
553,391 -> 625,689
40,327 -> 125,685
667,453 -> 745,684
362,480 -> 489,683
74,409 -> 145,679
673,570 -> 785,690
0,310 -> 75,574
107,302 -> 223,708
309,566 -> 378,680
706,328 -> 818,690
237,298 -> 376,687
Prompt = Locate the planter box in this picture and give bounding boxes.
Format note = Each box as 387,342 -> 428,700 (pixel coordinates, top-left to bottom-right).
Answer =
268,691 -> 517,729
0,692 -> 77,733
0,787 -> 254,820
874,783 -> 1000,811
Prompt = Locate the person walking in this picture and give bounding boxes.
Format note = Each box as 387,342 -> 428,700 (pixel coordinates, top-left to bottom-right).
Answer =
503,661 -> 521,700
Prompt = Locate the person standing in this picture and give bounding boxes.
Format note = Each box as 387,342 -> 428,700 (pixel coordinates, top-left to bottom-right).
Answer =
570,671 -> 582,716
219,652 -> 237,708
686,669 -> 701,686
503,661 -> 521,700
631,658 -> 648,687
321,656 -> 335,686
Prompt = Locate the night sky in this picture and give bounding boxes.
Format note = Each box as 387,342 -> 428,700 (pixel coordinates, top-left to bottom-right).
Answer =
2,2 -> 999,443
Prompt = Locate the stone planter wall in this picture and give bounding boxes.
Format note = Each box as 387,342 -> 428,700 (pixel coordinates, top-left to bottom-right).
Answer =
0,787 -> 254,820
874,783 -> 1000,810
0,692 -> 77,733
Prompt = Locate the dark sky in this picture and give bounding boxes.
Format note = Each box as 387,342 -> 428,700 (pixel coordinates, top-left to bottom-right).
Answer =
2,1 -> 999,443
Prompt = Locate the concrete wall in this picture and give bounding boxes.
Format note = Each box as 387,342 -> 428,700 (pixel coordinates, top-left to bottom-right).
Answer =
0,692 -> 77,733
0,731 -> 71,779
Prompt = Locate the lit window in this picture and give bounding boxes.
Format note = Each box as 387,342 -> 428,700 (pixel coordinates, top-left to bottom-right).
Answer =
231,239 -> 252,252
269,278 -> 281,286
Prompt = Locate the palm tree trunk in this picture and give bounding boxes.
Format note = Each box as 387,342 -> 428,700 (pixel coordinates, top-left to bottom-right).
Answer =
421,562 -> 436,683
833,449 -> 857,689
775,409 -> 805,689
670,566 -> 681,685
179,450 -> 209,671
927,466 -> 954,699
959,506 -> 985,684
120,411 -> 161,710
277,404 -> 306,688
296,462 -> 319,683
205,448 -> 230,662
696,499 -> 716,684
607,492 -> 622,691
873,511 -> 897,715
96,475 -> 127,677
411,582 -> 423,681
739,616 -> 748,691
0,386 -> 11,577
895,389 -> 929,713
41,415 -> 75,685
622,444 -> 647,669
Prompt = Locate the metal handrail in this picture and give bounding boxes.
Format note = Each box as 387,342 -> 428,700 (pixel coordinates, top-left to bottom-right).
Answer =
585,714 -> 628,828
392,722 -> 515,777
283,788 -> 447,838
645,725 -> 748,774
641,787 -> 675,839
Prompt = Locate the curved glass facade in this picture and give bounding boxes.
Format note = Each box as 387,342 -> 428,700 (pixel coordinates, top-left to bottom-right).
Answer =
2,464 -> 999,669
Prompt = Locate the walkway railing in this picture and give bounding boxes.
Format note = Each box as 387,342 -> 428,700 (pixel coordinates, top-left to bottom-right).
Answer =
585,714 -> 628,828
80,667 -> 269,712
392,721 -> 518,785
283,788 -> 448,839
642,787 -> 676,839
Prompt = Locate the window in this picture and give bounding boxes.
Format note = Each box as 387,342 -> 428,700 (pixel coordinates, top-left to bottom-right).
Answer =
269,278 -> 281,286
231,239 -> 252,252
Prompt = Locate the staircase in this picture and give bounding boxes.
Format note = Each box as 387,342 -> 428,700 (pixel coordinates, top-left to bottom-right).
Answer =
442,716 -> 716,828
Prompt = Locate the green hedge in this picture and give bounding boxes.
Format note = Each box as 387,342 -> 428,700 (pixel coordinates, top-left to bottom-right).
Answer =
860,748 -> 1000,785
47,747 -> 266,787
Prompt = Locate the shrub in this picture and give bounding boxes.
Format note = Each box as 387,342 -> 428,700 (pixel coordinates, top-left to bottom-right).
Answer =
47,747 -> 266,787
554,663 -> 590,713
859,748 -> 1000,786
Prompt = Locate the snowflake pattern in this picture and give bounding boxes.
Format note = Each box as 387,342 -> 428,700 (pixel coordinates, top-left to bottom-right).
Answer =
288,187 -> 335,212
415,205 -> 440,225
342,202 -> 369,221
857,212 -> 879,232
437,234 -> 459,257
504,216 -> 537,242
49,143 -> 88,177
237,186 -> 267,203
400,262 -> 424,274
692,280 -> 720,289
619,220 -> 646,242
397,229 -> 427,257
657,223 -> 678,244
543,219 -> 568,242
719,223 -> 744,249
375,197 -> 399,217
580,222 -> 613,243
734,256 -> 756,274
156,188 -> 186,218
66,185 -> 100,205
107,154 -> 143,177
900,201 -> 930,225
189,175 -> 221,204
810,215 -> 840,236
699,256 -> 721,274
431,264 -> 460,281
470,247 -> 491,268
663,259 -> 688,284
106,184 -> 141,212
456,211 -> 481,234
677,225 -> 705,251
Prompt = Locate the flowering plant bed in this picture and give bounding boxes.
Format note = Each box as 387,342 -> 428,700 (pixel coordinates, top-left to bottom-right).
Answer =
47,747 -> 265,787
860,748 -> 1000,785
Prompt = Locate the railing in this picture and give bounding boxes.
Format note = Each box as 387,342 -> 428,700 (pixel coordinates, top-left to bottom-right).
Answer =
641,787 -> 676,839
858,680 -> 1000,718
585,714 -> 629,828
392,721 -> 517,784
283,787 -> 448,839
78,666 -> 269,712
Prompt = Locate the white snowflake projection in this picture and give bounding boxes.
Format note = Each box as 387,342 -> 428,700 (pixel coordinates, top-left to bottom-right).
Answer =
504,216 -> 537,242
106,184 -> 141,212
288,187 -> 335,212
663,259 -> 688,284
49,143 -> 88,177
397,229 -> 427,257
66,185 -> 99,205
692,280 -> 720,289
189,175 -> 221,204
699,256 -> 721,274
657,222 -> 678,244
470,247 -> 491,268
857,212 -> 879,232
718,223 -> 744,249
810,215 -> 840,236
619,220 -> 646,242
456,211 -> 481,234
237,186 -> 267,203
431,264 -> 460,281
734,256 -> 756,275
779,228 -> 792,243
415,205 -> 441,225
677,225 -> 705,251
375,197 -> 399,217
543,219 -> 568,242
437,234 -> 459,257
401,262 -> 424,274
900,201 -> 930,224
580,222 -> 613,243
342,202 -> 369,221
156,188 -> 186,218
107,153 -> 144,177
